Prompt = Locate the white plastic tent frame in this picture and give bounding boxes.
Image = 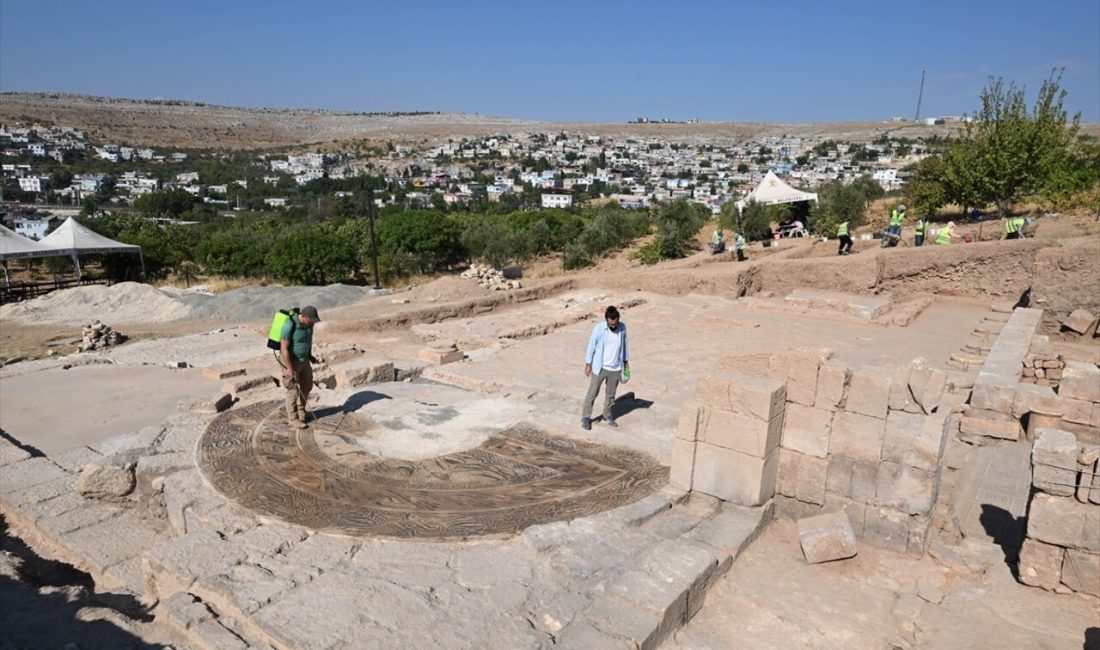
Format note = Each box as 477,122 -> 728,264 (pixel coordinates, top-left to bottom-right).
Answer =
35,217 -> 146,281
734,170 -> 819,214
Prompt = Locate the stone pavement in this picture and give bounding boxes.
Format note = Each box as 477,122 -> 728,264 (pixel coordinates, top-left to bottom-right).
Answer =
951,442 -> 1033,549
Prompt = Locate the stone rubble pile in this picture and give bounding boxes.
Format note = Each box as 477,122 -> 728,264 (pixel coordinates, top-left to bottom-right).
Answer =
79,319 -> 127,352
461,264 -> 521,291
1021,335 -> 1064,388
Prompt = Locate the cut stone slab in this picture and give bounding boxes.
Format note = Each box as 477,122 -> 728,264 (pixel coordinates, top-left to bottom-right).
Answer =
814,360 -> 849,410
693,366 -> 786,421
797,511 -> 858,563
1027,492 -> 1100,553
1062,309 -> 1097,335
1060,549 -> 1100,597
696,405 -> 783,459
0,457 -> 68,494
333,357 -> 396,386
782,403 -> 832,458
1060,361 -> 1100,403
202,366 -> 246,381
691,444 -> 778,506
419,347 -> 464,365
1018,537 -> 1064,590
828,411 -> 885,464
1032,428 -> 1079,497
784,288 -> 891,320
223,375 -> 277,398
845,367 -> 892,420
882,411 -> 947,472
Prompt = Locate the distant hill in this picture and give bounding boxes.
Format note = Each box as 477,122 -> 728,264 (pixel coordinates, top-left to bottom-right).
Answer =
3,92 -> 1094,151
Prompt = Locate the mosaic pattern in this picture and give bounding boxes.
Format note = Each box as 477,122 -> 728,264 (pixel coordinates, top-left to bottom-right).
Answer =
199,401 -> 667,538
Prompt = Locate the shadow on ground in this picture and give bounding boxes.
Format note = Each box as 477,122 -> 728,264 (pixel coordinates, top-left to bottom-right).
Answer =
0,515 -> 159,649
979,503 -> 1026,577
312,390 -> 392,419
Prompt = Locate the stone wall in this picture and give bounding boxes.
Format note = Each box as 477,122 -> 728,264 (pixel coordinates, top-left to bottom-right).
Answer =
1017,428 -> 1100,597
672,349 -> 954,557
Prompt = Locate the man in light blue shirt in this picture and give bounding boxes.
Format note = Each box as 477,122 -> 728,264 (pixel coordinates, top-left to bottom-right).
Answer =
582,305 -> 630,430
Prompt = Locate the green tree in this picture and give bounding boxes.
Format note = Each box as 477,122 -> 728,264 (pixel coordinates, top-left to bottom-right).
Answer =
376,210 -> 465,275
719,199 -> 776,241
959,71 -> 1080,216
265,226 -> 358,285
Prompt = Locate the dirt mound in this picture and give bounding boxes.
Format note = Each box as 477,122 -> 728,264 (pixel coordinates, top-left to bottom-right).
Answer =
0,282 -> 191,325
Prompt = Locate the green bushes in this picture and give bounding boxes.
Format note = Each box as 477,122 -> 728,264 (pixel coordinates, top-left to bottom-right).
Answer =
264,226 -> 358,285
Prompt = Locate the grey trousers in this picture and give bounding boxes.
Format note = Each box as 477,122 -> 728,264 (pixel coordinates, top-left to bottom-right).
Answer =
582,368 -> 621,420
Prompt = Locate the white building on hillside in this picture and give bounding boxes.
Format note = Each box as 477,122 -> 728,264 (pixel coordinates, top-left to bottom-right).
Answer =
541,193 -> 573,209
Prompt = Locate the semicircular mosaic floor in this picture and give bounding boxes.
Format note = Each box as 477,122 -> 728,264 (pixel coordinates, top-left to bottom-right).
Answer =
198,401 -> 667,538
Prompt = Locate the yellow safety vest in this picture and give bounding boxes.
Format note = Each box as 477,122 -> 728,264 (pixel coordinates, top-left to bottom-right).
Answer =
1005,218 -> 1024,234
837,222 -> 849,237
936,227 -> 952,245
890,210 -> 904,227
915,219 -> 926,236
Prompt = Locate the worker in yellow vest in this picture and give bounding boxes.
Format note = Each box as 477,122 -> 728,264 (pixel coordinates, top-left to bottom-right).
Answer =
1004,217 -> 1026,239
889,205 -> 906,236
837,221 -> 853,255
914,215 -> 927,246
936,221 -> 957,245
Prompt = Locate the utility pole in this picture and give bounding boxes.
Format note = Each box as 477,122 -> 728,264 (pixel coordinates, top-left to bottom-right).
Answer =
365,187 -> 381,289
914,70 -> 926,122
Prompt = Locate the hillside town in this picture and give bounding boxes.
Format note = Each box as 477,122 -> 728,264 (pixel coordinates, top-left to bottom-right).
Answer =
0,118 -> 949,234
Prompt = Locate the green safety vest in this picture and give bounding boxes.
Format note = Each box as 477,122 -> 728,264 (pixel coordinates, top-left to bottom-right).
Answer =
1005,218 -> 1024,234
936,227 -> 952,245
890,210 -> 904,227
837,222 -> 849,237
915,219 -> 926,236
735,234 -> 745,250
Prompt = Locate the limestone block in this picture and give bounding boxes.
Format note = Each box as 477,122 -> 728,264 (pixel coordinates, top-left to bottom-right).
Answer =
418,347 -> 464,365
697,405 -> 783,458
693,369 -> 786,421
846,367 -> 892,419
317,344 -> 363,365
960,415 -> 1021,441
1062,309 -> 1097,335
822,494 -> 867,536
797,511 -> 857,563
1028,493 -> 1100,552
863,507 -> 909,554
829,411 -> 886,464
794,453 -> 829,506
691,443 -> 778,506
882,411 -> 947,472
889,365 -> 914,412
825,455 -> 878,504
1032,428 -> 1080,496
1061,397 -> 1093,426
907,514 -> 933,557
0,438 -> 32,467
875,462 -> 936,515
786,350 -> 826,407
669,439 -> 696,491
1012,383 -> 1061,419
1059,361 -> 1100,403
814,360 -> 849,411
1060,549 -> 1100,597
145,529 -> 249,599
202,366 -> 246,381
223,375 -> 277,398
971,378 -> 1017,415
51,446 -> 103,473
1018,538 -> 1064,590
782,403 -> 832,458
74,463 -> 135,499
675,401 -> 701,442
334,357 -> 395,387
776,448 -> 799,498
908,367 -> 946,415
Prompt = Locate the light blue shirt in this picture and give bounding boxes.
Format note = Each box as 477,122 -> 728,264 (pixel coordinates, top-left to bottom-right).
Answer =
585,321 -> 628,375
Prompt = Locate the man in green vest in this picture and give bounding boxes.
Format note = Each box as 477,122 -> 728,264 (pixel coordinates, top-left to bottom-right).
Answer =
1004,216 -> 1026,239
889,204 -> 906,236
281,305 -> 320,428
734,232 -> 747,261
914,215 -> 927,247
936,222 -> 957,245
837,221 -> 853,255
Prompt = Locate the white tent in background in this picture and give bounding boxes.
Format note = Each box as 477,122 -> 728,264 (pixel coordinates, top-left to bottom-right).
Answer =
734,170 -> 819,213
0,224 -> 57,284
36,217 -> 145,279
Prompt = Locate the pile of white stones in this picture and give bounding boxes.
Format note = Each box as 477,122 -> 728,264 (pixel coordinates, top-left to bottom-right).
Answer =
79,319 -> 127,352
461,263 -> 521,291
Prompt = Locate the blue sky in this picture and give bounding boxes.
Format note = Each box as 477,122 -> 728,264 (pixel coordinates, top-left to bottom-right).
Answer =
2,0 -> 1097,122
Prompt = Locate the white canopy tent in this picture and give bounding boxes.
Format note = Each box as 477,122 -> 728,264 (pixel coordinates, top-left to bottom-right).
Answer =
32,217 -> 145,280
734,170 -> 819,213
0,224 -> 58,283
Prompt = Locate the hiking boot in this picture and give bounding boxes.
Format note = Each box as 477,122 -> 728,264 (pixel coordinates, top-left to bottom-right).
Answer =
604,417 -> 618,428
297,409 -> 309,423
581,417 -> 592,431
289,418 -> 308,429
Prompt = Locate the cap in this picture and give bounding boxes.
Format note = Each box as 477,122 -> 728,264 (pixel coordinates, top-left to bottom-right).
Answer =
300,306 -> 321,322
898,204 -> 906,211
